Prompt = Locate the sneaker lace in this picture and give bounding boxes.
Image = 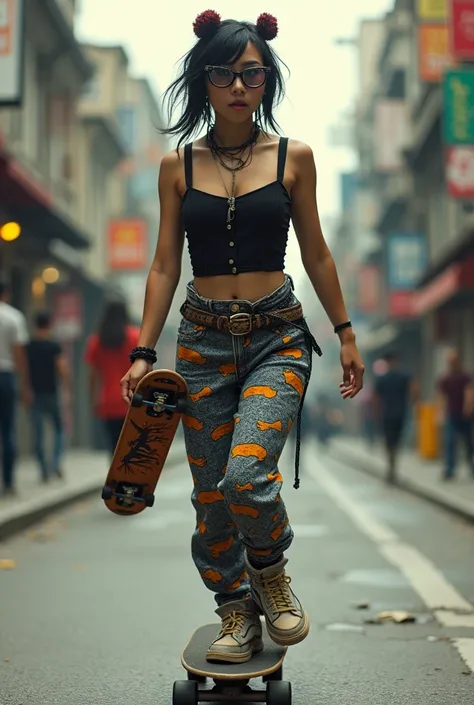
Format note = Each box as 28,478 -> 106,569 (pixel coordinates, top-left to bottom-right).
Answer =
263,574 -> 294,613
218,610 -> 248,638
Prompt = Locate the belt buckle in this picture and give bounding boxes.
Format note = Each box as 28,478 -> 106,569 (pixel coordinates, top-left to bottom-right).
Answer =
228,313 -> 252,336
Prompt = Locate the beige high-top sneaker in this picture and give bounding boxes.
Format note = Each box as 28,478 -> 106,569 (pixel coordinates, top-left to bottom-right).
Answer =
206,598 -> 263,664
244,554 -> 309,646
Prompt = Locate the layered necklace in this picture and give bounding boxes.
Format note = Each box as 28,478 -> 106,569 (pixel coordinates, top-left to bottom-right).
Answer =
207,123 -> 260,230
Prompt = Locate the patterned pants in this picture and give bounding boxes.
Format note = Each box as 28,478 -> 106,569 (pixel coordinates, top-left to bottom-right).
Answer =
175,276 -> 311,605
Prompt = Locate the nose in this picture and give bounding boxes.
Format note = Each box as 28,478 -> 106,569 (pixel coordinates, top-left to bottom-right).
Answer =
231,75 -> 246,93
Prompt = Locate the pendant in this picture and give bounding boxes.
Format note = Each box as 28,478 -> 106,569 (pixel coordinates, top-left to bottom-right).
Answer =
227,196 -> 236,225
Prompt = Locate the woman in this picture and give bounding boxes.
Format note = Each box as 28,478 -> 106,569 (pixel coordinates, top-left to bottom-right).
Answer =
85,299 -> 139,454
120,11 -> 364,663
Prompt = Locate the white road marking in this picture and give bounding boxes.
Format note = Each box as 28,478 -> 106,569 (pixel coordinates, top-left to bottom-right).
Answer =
306,453 -> 474,672
292,524 -> 329,538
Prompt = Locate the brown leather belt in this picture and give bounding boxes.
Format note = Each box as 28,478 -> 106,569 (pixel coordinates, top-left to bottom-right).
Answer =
180,301 -> 304,336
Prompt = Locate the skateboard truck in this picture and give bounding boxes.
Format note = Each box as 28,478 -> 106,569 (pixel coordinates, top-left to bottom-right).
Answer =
101,483 -> 155,508
131,391 -> 187,415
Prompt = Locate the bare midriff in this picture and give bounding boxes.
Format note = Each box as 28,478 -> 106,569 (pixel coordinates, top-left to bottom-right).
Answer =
193,270 -> 286,302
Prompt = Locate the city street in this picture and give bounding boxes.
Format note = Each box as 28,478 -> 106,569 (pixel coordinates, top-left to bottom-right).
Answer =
1,438 -> 473,704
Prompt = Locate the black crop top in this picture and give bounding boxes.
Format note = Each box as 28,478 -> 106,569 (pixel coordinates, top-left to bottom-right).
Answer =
181,137 -> 291,277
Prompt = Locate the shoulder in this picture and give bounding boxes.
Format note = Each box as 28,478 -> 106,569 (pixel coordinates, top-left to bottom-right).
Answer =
160,148 -> 183,173
287,139 -> 314,164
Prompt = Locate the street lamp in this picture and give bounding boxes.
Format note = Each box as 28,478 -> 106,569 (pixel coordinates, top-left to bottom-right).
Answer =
0,222 -> 22,242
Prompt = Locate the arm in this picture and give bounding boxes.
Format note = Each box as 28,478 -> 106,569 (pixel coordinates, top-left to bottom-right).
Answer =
136,150 -> 185,348
11,313 -> 31,405
290,141 -> 365,397
464,381 -> 474,417
56,349 -> 71,397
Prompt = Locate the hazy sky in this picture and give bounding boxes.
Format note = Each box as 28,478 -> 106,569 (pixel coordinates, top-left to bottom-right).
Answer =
76,0 -> 392,280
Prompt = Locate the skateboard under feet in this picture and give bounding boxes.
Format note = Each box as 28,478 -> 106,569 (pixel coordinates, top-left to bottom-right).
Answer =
174,623 -> 291,705
101,369 -> 187,516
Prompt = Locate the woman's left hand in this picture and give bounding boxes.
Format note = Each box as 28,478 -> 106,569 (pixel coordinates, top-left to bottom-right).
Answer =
339,340 -> 365,399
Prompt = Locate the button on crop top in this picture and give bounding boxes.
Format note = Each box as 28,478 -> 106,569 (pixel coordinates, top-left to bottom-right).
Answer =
181,137 -> 291,277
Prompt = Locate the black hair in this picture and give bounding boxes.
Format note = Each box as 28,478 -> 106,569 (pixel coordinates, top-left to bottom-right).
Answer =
35,311 -> 52,329
160,19 -> 288,148
97,299 -> 129,349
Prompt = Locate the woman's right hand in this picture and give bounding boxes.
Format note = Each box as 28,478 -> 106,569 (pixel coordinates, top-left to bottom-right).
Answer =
120,359 -> 153,404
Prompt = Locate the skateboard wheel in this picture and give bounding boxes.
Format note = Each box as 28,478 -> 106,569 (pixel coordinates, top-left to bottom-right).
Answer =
131,393 -> 143,408
173,679 -> 198,705
144,493 -> 155,507
176,396 -> 187,413
266,680 -> 292,705
101,486 -> 113,501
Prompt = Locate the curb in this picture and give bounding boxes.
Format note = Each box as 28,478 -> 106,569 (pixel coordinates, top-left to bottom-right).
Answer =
0,456 -> 184,542
330,444 -> 474,525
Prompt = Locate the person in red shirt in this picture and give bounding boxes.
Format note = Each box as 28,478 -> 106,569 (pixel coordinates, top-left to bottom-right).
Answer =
436,348 -> 474,480
85,300 -> 140,454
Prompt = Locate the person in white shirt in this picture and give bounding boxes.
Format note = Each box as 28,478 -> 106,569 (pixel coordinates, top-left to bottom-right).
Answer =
0,278 -> 31,496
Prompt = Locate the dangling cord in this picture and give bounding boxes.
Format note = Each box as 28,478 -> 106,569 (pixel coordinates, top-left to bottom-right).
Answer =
263,314 -> 323,489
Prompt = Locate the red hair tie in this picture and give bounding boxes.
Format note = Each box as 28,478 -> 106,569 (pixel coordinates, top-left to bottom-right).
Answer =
193,10 -> 221,39
256,13 -> 278,41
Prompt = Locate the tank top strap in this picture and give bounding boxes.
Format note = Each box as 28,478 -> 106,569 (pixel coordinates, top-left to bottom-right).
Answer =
184,143 -> 193,188
277,137 -> 289,183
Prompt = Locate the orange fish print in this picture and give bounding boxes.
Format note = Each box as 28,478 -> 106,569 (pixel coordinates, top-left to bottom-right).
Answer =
271,520 -> 289,541
187,455 -> 207,468
197,490 -> 224,504
287,419 -> 294,433
268,471 -> 283,483
194,325 -> 205,331
243,386 -> 277,399
177,345 -> 207,365
226,571 -> 248,591
209,536 -> 234,558
283,369 -> 304,396
243,337 -> 251,348
197,520 -> 207,534
202,569 -> 223,584
189,386 -> 213,402
222,465 -> 227,474
257,420 -> 282,432
219,363 -> 236,376
236,482 -> 254,492
247,548 -> 272,557
183,414 -> 204,431
231,444 -> 267,461
235,417 -> 241,424
282,335 -> 292,344
273,513 -> 280,522
276,348 -> 303,359
229,504 -> 260,519
211,420 -> 235,441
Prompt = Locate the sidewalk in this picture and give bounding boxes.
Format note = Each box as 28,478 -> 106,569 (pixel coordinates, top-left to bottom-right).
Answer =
0,442 -> 185,540
330,436 -> 474,523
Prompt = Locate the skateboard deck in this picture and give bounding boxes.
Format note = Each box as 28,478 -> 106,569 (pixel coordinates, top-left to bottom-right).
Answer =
101,369 -> 187,516
181,623 -> 286,680
175,624 -> 291,704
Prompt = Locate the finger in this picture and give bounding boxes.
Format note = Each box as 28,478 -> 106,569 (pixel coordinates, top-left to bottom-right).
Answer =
350,366 -> 365,398
342,365 -> 351,387
121,376 -> 131,404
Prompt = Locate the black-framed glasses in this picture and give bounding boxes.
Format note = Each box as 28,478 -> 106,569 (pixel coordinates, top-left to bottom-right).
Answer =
204,65 -> 270,89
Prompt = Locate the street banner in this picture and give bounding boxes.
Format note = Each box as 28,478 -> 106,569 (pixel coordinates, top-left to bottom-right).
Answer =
446,145 -> 474,197
450,0 -> 474,59
418,24 -> 454,81
418,0 -> 448,19
443,69 -> 474,143
0,0 -> 24,106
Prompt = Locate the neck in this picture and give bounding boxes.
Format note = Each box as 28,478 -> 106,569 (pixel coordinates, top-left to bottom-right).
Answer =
211,117 -> 256,147
36,330 -> 50,339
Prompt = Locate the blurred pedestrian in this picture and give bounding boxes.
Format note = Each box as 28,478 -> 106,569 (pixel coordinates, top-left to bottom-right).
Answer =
374,352 -> 418,484
85,299 -> 140,455
436,348 -> 474,480
0,277 -> 31,496
26,311 -> 70,482
119,11 -> 364,662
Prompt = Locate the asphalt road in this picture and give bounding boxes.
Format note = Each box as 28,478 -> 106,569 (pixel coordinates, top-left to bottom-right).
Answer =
1,437 -> 473,705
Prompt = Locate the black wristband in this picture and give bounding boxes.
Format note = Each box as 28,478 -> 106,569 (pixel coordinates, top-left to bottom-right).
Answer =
334,321 -> 352,334
130,346 -> 157,364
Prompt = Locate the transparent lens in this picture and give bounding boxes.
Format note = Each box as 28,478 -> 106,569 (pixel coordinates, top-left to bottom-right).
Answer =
209,68 -> 233,87
243,68 -> 266,87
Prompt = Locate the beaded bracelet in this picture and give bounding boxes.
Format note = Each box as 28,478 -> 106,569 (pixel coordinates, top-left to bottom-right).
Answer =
129,346 -> 157,364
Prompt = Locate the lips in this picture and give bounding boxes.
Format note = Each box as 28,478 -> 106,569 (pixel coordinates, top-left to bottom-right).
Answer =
229,101 -> 248,108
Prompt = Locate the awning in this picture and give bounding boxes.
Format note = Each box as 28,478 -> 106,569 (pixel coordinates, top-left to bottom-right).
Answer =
0,153 -> 90,250
412,255 -> 474,316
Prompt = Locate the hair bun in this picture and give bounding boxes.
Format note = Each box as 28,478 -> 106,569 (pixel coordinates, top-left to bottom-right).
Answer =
193,10 -> 221,39
256,13 -> 278,41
